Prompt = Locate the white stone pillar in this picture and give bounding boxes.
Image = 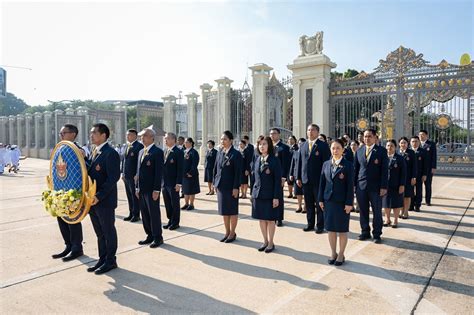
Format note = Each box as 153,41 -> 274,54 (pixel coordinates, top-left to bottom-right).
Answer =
249,63 -> 273,141
199,83 -> 212,164
25,113 -> 32,151
54,109 -> 64,144
76,106 -> 88,145
43,111 -> 53,155
162,95 -> 177,133
0,116 -> 8,144
287,54 -> 336,137
215,77 -> 233,135
8,115 -> 16,145
34,112 -> 42,150
16,114 -> 24,148
185,92 -> 198,141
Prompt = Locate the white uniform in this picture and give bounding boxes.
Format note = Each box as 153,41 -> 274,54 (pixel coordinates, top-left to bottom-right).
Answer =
0,147 -> 6,174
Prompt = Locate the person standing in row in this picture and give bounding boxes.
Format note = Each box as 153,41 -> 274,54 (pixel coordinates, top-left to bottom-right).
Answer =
249,135 -> 265,194
382,139 -> 407,228
354,129 -> 388,244
269,128 -> 290,227
177,136 -> 185,199
419,130 -> 437,206
162,132 -> 184,230
289,138 -> 306,213
52,124 -> 84,262
242,135 -> 254,198
287,135 -> 298,198
182,137 -> 200,211
87,123 -> 121,274
239,140 -> 251,199
121,129 -> 144,222
213,130 -> 242,243
410,136 -> 428,212
296,124 -> 331,234
398,137 -> 417,219
204,140 -> 217,195
251,136 -> 282,253
341,137 -> 354,163
319,139 -> 353,266
136,129 -> 164,248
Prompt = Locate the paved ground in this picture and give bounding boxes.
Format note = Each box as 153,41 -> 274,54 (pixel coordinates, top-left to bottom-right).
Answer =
0,158 -> 473,314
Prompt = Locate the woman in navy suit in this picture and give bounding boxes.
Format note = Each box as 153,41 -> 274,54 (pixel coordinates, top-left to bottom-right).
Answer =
251,136 -> 282,253
318,139 -> 353,266
289,138 -> 306,213
239,140 -> 250,199
204,140 -> 217,195
383,139 -> 407,228
398,137 -> 417,219
182,137 -> 200,211
213,131 -> 242,243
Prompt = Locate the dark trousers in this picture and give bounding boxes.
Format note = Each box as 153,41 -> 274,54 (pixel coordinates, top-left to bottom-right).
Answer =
89,206 -> 118,265
424,172 -> 433,204
303,183 -> 324,230
124,176 -> 140,217
139,191 -> 163,242
57,217 -> 83,252
356,188 -> 383,238
163,185 -> 180,226
412,176 -> 424,208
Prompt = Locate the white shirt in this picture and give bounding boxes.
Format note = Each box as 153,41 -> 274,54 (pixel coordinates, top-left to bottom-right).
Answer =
332,157 -> 343,166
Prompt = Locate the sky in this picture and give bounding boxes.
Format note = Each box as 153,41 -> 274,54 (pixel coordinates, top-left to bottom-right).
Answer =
1,0 -> 473,106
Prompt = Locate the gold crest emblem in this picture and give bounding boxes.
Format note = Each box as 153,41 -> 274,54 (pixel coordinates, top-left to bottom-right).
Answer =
95,164 -> 101,171
56,154 -> 67,180
374,159 -> 379,164
339,173 -> 345,180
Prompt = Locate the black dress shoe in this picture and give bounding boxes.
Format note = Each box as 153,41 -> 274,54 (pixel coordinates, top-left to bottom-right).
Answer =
87,261 -> 104,272
52,248 -> 71,259
186,205 -> 195,211
169,225 -> 180,230
373,237 -> 382,244
130,216 -> 140,222
303,226 -> 314,232
181,204 -> 189,210
328,256 -> 337,265
150,240 -> 164,248
220,235 -> 229,242
334,256 -> 345,266
224,234 -> 236,243
205,192 -> 210,195
358,234 -> 371,241
277,220 -> 283,227
62,250 -> 84,262
264,245 -> 275,253
415,207 -> 421,212
138,238 -> 153,245
292,196 -> 297,199
295,208 -> 302,213
426,203 -> 431,206
315,229 -> 324,234
94,263 -> 118,275
258,243 -> 268,252
163,223 -> 171,229
123,215 -> 133,221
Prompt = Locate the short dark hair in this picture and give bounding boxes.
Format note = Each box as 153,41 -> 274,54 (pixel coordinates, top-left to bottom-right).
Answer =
243,135 -> 250,141
207,140 -> 215,146
93,123 -> 110,139
63,124 -> 78,137
222,130 -> 234,141
185,137 -> 195,147
289,135 -> 297,142
127,129 -> 138,135
350,140 -> 360,146
240,140 -> 246,146
319,134 -> 327,142
257,136 -> 274,156
178,136 -> 185,141
399,136 -> 409,143
411,136 -> 420,141
387,139 -> 397,147
269,127 -> 280,134
419,129 -> 428,135
308,124 -> 320,132
298,138 -> 306,143
331,138 -> 345,148
339,137 -> 348,145
365,129 -> 377,136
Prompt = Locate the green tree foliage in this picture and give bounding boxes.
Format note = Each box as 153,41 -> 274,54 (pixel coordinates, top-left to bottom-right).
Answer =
0,93 -> 29,116
343,69 -> 360,79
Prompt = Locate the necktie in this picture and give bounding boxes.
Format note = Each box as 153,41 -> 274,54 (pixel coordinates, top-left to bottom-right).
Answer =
141,148 -> 148,163
125,144 -> 132,156
91,148 -> 98,160
365,146 -> 371,159
309,141 -> 313,152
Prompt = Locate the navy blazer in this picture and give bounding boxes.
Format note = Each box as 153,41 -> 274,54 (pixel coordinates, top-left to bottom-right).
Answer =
121,141 -> 144,178
274,141 -> 291,179
354,144 -> 389,192
183,148 -> 200,178
296,139 -> 331,186
251,155 -> 282,200
318,158 -> 354,205
387,153 -> 407,190
213,146 -> 242,190
412,147 -> 429,178
163,146 -> 184,187
137,145 -> 164,193
421,140 -> 437,170
399,149 -> 417,182
87,142 -> 121,209
343,147 -> 354,163
243,145 -> 254,174
204,148 -> 217,170
289,147 -> 299,178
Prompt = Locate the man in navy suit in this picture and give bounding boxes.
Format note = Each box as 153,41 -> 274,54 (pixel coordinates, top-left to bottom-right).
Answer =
51,124 -> 84,262
419,130 -> 437,206
410,136 -> 428,212
86,123 -> 121,274
269,128 -> 291,227
354,129 -> 388,244
296,124 -> 331,233
136,129 -> 164,248
121,129 -> 144,222
162,132 -> 184,230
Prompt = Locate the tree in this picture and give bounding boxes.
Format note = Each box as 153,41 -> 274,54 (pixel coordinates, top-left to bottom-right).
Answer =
343,69 -> 360,79
0,92 -> 29,116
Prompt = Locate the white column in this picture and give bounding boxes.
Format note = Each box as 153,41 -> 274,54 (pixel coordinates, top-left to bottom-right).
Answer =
162,95 -> 177,134
54,109 -> 64,144
249,63 -> 273,141
16,115 -> 24,148
43,111 -> 52,153
185,92 -> 198,141
287,54 -> 336,136
8,115 -> 15,145
25,113 -> 32,150
34,112 -> 42,150
199,83 -> 212,164
0,116 -> 8,144
76,106 -> 88,145
215,77 -> 233,135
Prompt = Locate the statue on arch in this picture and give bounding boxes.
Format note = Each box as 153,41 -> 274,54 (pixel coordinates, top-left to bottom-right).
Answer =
298,31 -> 324,56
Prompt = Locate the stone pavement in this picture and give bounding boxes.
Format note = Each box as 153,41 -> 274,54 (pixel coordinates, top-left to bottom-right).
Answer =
0,158 -> 473,314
